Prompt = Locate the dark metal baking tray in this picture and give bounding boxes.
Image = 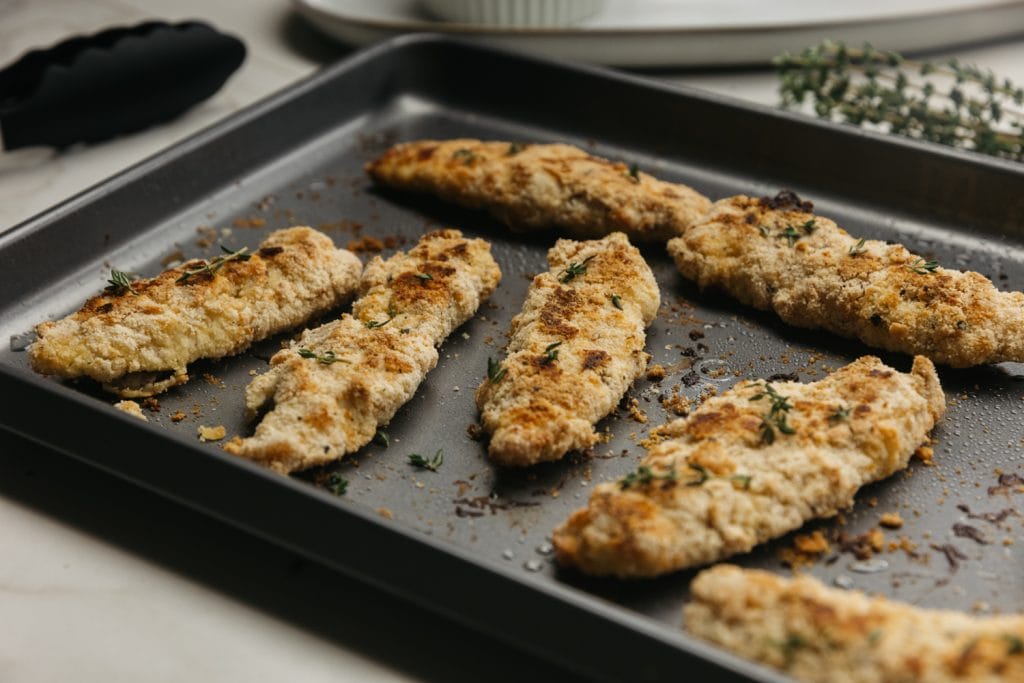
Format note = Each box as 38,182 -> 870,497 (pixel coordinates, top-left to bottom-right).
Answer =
1,35 -> 1022,683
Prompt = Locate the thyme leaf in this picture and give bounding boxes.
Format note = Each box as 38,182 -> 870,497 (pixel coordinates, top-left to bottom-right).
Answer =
408,449 -> 443,472
779,226 -> 801,247
687,463 -> 710,486
415,272 -> 433,282
507,142 -> 524,155
177,246 -> 252,283
373,430 -> 389,447
907,257 -> 940,274
619,465 -> 677,490
610,293 -> 623,310
298,348 -> 346,365
325,472 -> 348,495
751,381 -> 796,443
559,255 -> 596,283
487,357 -> 507,384
365,307 -> 395,329
849,238 -> 868,255
452,148 -> 478,165
540,341 -> 562,365
627,162 -> 641,183
830,406 -> 851,422
105,269 -> 137,296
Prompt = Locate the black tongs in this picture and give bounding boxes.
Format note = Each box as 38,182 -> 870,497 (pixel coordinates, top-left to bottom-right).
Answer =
0,21 -> 245,151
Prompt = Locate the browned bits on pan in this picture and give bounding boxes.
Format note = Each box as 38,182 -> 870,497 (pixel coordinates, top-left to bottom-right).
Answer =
759,189 -> 814,213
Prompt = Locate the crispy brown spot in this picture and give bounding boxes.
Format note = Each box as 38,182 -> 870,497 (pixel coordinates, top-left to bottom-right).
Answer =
416,145 -> 437,161
582,349 -> 610,370
685,404 -> 739,439
539,287 -> 580,338
258,246 -> 284,257
868,369 -> 893,378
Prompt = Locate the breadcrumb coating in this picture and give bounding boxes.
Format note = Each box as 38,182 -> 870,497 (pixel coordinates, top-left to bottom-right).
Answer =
29,227 -> 362,397
552,356 -> 944,578
224,229 -> 501,473
686,565 -> 1024,683
667,192 -> 1024,367
476,232 -> 660,466
367,139 -> 711,242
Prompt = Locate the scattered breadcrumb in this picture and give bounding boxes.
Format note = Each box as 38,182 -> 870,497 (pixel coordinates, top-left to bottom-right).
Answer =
170,410 -> 187,423
646,363 -> 667,381
879,512 -> 904,529
780,530 -> 831,569
113,400 -> 148,422
627,398 -> 648,424
914,444 -> 935,465
378,507 -> 394,519
198,425 -> 226,442
660,386 -> 691,416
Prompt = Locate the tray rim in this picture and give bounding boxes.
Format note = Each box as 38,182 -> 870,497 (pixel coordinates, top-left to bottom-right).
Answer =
2,34 -> 1022,683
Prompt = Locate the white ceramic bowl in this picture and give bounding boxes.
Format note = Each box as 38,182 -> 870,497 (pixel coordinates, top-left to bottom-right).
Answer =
420,0 -> 605,27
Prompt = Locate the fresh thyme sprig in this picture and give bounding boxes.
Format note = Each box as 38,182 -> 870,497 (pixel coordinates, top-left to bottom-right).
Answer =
686,463 -> 754,490
540,341 -> 562,365
775,41 -> 1024,162
487,357 -> 507,384
298,348 -> 346,365
907,257 -> 940,274
177,246 -> 252,283
750,381 -> 796,444
105,269 -> 137,296
619,465 -> 677,490
365,305 -> 396,329
559,255 -> 596,283
408,449 -> 443,471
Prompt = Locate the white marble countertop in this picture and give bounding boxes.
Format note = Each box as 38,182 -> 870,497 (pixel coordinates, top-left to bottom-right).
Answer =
1,2 -> 1022,681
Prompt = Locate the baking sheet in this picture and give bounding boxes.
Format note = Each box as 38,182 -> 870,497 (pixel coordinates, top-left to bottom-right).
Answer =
1,36 -> 1022,682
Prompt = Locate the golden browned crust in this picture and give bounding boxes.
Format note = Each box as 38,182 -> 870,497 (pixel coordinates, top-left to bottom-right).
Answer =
686,565 -> 1024,683
366,139 -> 711,242
224,229 -> 501,474
28,227 -> 362,397
476,232 -> 660,466
667,193 -> 1024,367
551,356 -> 944,578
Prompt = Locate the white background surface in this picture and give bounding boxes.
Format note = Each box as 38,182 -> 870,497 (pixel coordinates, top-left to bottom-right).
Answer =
1,1 -> 1022,681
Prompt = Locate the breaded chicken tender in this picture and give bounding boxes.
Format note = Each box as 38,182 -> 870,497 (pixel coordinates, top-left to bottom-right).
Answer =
366,139 -> 711,243
28,227 -> 362,397
686,565 -> 1024,683
224,229 -> 501,474
667,191 -> 1024,367
476,232 -> 659,466
552,356 -> 944,578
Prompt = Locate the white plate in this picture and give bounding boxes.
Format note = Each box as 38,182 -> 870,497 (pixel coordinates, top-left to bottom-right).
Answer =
292,0 -> 1024,66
